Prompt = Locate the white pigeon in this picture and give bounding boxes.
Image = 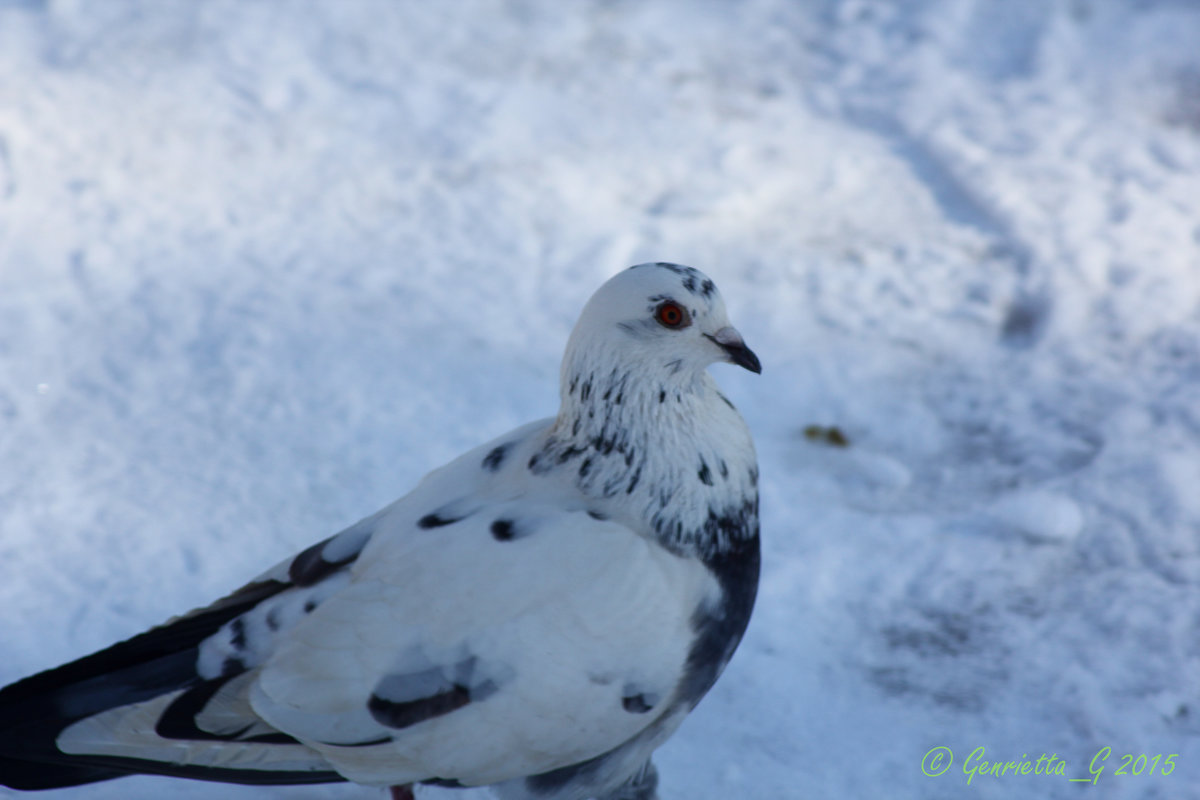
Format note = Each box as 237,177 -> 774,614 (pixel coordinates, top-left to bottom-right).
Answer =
0,262 -> 762,800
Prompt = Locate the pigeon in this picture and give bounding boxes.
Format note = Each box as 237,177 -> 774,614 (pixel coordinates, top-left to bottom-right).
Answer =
0,262 -> 762,800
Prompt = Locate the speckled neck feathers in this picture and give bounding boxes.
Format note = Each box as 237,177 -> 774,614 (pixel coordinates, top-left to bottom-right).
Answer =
529,265 -> 760,560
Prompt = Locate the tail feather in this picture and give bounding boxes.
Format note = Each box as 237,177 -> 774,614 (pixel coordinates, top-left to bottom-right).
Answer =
0,756 -> 125,791
0,577 -> 343,790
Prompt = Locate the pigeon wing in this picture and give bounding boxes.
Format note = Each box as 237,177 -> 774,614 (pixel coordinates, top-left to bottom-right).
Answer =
250,499 -> 719,788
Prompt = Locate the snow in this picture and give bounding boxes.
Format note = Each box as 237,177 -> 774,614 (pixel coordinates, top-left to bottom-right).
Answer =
2,0 -> 1200,798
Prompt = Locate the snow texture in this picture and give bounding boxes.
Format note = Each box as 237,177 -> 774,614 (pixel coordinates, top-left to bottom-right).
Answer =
2,0 -> 1200,798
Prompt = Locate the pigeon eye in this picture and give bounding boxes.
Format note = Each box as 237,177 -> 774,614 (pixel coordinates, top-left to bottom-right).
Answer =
655,302 -> 690,329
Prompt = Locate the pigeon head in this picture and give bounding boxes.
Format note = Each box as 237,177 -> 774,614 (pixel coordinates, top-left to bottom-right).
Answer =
549,262 -> 760,557
561,263 -> 760,400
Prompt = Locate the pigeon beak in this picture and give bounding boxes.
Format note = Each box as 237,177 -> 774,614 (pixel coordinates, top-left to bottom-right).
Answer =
708,327 -> 762,374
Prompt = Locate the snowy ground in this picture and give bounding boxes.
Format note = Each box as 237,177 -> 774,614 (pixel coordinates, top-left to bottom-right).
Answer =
3,1 -> 1200,798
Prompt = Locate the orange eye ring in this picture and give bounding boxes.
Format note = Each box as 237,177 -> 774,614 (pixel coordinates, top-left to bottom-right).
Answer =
655,301 -> 690,329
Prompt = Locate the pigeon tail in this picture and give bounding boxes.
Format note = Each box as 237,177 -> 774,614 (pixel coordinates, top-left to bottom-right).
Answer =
0,578 -> 343,789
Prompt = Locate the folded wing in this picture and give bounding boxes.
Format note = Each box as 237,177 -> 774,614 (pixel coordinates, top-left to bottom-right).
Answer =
252,501 -> 717,787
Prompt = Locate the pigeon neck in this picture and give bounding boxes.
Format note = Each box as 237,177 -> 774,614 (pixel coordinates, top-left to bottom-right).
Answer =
533,356 -> 759,559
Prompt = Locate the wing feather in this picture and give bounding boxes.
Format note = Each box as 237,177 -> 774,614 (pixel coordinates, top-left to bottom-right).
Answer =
251,505 -> 718,787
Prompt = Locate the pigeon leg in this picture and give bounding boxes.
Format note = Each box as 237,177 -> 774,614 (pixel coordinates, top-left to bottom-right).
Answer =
389,785 -> 415,800
599,760 -> 659,800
